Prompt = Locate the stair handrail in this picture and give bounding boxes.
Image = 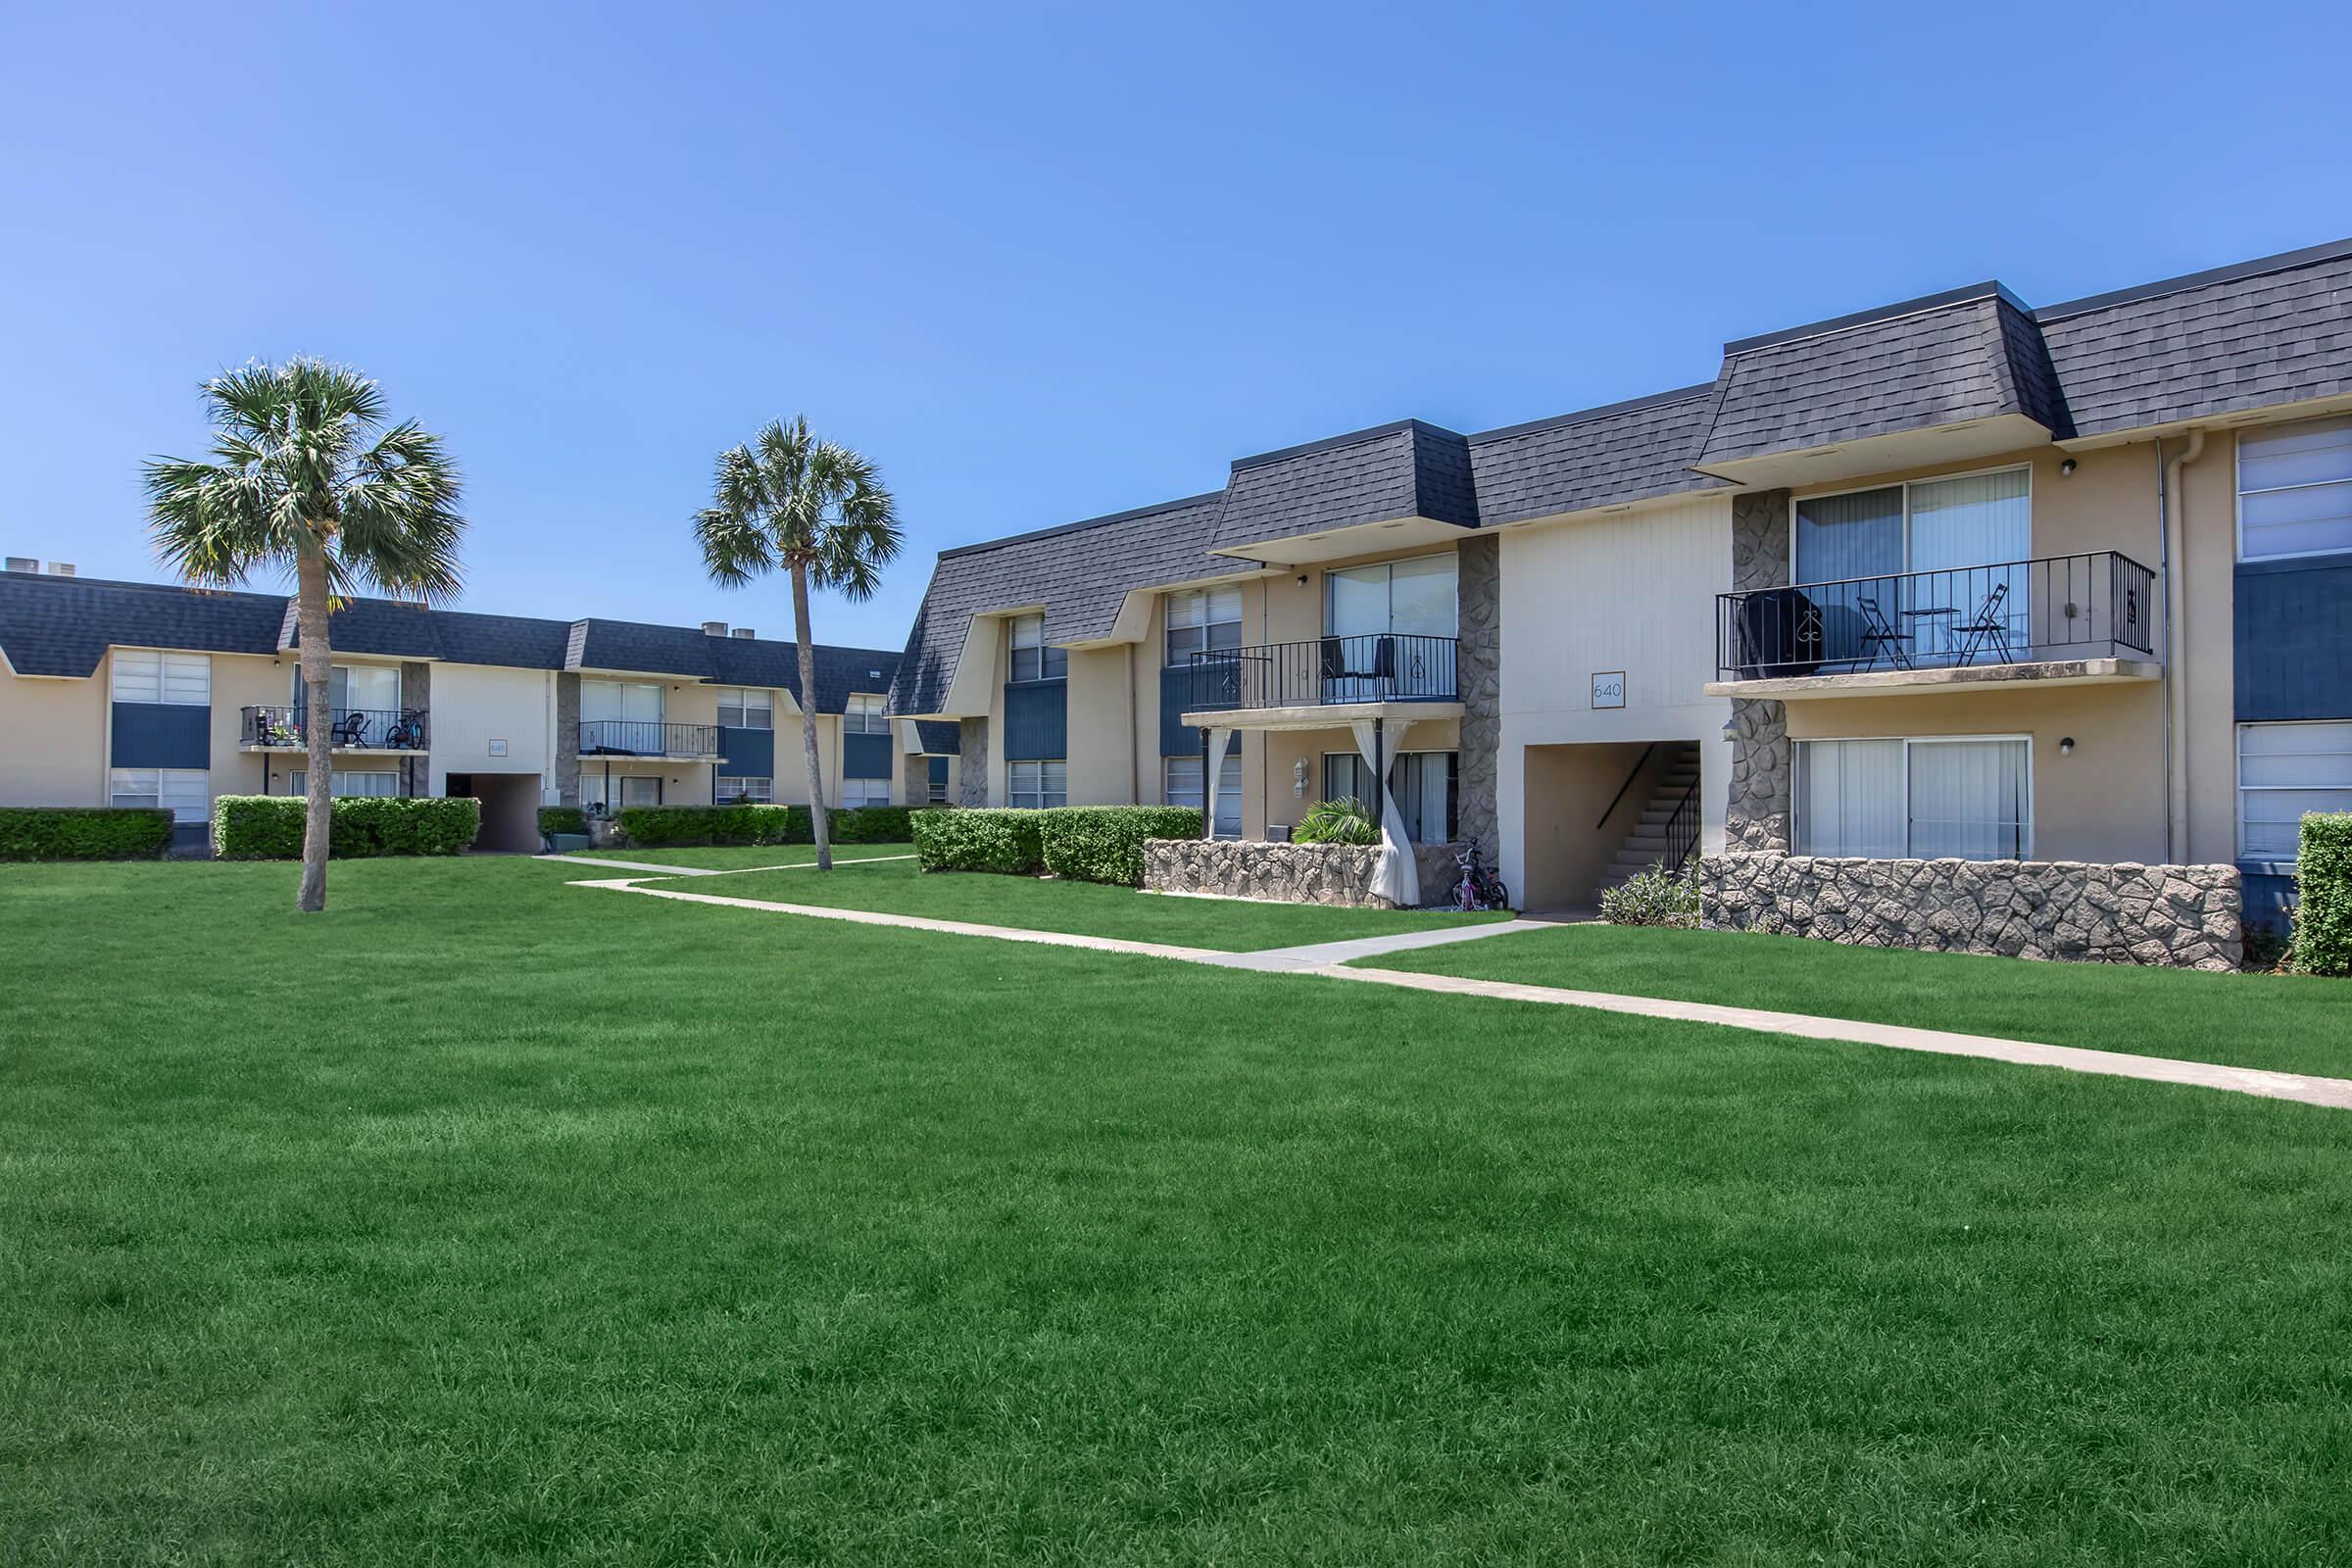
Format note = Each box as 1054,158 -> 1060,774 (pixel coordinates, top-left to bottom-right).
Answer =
1662,775 -> 1702,873
1594,743 -> 1657,831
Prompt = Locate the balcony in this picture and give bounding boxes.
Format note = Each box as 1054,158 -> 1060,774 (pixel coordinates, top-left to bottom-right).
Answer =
578,718 -> 723,760
241,706 -> 427,752
1179,634 -> 1460,726
1708,552 -> 2162,699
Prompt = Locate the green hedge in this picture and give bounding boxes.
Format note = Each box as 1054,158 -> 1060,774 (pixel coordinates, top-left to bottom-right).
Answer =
1040,806 -> 1205,886
614,803 -> 806,848
830,805 -> 918,844
212,796 -> 481,859
2288,813 -> 2352,976
0,807 -> 174,861
913,806 -> 1202,883
538,806 -> 586,837
911,808 -> 1047,874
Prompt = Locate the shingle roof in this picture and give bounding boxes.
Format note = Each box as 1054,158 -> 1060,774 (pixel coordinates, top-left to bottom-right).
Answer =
1467,385 -> 1725,525
2038,239 -> 2352,437
0,573 -> 285,676
914,720 -> 960,755
1210,419 -> 1477,552
889,490 -> 1243,715
1695,289 -> 2065,468
286,598 -> 573,669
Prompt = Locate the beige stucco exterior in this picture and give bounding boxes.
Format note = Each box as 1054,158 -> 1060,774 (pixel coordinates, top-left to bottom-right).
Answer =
0,662 -> 108,807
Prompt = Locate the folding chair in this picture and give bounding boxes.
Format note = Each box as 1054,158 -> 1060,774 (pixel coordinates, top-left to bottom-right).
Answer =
1953,582 -> 2013,667
1855,595 -> 1912,670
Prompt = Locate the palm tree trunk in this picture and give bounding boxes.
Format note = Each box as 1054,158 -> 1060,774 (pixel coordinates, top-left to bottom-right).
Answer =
792,562 -> 831,871
295,547 -> 334,912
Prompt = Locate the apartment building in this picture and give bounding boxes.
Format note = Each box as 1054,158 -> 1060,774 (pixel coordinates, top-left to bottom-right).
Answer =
0,570 -> 954,852
892,237 -> 2352,924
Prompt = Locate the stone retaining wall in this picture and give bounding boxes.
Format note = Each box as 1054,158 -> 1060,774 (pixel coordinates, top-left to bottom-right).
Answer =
1145,839 -> 1462,909
1701,852 -> 2241,970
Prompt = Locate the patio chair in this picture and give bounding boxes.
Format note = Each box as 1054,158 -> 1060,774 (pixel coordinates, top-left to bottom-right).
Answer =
1952,582 -> 2014,666
1855,595 -> 1912,671
330,710 -> 370,747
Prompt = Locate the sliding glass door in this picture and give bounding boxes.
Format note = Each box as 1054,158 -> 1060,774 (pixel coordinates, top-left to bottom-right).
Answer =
1793,469 -> 2031,669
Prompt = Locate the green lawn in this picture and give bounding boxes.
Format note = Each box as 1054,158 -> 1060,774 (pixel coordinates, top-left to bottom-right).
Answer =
567,843 -> 919,870
6,858 -> 2351,1564
621,855 -> 1510,952
1350,921 -> 2352,1081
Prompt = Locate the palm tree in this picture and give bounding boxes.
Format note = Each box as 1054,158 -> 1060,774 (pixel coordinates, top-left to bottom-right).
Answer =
144,359 -> 466,912
695,416 -> 901,871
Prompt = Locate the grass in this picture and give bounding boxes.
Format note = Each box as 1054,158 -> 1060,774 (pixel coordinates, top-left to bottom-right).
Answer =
4,857 -> 2350,1564
568,843 -> 918,870
623,854 -> 1510,952
1353,921 -> 2352,1080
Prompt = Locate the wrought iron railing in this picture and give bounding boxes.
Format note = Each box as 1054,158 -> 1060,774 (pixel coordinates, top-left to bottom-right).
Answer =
579,719 -> 723,758
241,707 -> 427,750
1183,633 -> 1458,712
1662,777 -> 1700,874
1715,551 -> 2156,681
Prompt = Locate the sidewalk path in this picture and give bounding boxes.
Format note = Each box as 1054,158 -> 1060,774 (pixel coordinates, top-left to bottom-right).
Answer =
535,852 -> 916,878
568,874 -> 2352,1112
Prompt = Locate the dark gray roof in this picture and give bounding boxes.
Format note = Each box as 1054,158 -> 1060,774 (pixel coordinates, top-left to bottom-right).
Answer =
890,490 -> 1243,715
2038,239 -> 2352,438
1211,419 -> 1477,552
0,572 -> 285,676
0,569 -> 891,712
1467,385 -> 1725,525
914,720 -> 960,755
1695,290 -> 2065,468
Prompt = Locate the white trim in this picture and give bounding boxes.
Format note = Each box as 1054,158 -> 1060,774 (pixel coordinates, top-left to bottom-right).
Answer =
1788,463 -> 2034,584
1793,733 -> 2034,860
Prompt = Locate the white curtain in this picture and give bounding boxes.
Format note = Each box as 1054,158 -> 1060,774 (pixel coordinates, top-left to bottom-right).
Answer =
1909,739 -> 2030,859
1202,726 -> 1234,839
1909,470 -> 2032,661
1796,739 -> 1904,858
1349,719 -> 1417,906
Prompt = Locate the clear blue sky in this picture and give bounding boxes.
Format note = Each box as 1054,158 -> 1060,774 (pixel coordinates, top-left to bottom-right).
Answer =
5,1 -> 2349,651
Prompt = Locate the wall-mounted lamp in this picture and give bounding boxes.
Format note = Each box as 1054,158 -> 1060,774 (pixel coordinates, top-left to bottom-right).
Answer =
2060,458 -> 2078,476
2059,736 -> 2076,755
1295,573 -> 1309,587
1292,760 -> 1309,797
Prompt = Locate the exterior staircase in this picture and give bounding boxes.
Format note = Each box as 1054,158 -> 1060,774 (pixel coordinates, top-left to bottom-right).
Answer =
1593,742 -> 1702,900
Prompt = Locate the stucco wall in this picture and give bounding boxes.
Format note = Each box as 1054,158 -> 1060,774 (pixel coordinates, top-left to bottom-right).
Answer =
0,665 -> 106,806
428,663 -> 555,799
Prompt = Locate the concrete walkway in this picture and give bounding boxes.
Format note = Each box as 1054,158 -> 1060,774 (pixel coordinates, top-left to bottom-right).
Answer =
566,874 -> 2352,1112
534,852 -> 916,878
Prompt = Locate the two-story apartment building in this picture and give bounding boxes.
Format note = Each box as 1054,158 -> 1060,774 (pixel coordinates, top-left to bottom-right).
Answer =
0,569 -> 949,851
894,237 -> 2352,930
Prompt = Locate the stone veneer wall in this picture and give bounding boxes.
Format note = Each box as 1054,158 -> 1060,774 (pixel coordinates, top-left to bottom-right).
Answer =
1146,839 -> 1464,909
555,672 -> 581,807
1725,489 -> 1791,852
957,717 -> 991,808
1701,853 -> 2242,970
1454,534 -> 1500,854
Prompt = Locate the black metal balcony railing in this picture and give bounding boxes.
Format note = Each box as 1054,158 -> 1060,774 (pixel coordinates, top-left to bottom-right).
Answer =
1183,633 -> 1458,713
579,718 -> 722,758
241,706 -> 427,750
1715,552 -> 2157,681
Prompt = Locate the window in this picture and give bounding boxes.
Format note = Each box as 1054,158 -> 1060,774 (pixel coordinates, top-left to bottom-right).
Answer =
715,775 -> 772,804
1325,556 -> 1456,638
716,688 -> 773,729
1007,760 -> 1066,809
2239,415 -> 2352,562
1795,469 -> 2032,662
582,681 -> 663,723
294,663 -> 400,714
2237,721 -> 2352,860
111,650 -> 210,706
927,757 -> 950,805
844,693 -> 890,735
1165,585 -> 1244,663
841,777 -> 892,808
1007,613 -> 1066,682
288,769 -> 400,799
1796,737 -> 2032,860
109,767 -> 208,821
1320,751 -> 1457,843
1164,754 -> 1242,838
580,774 -> 662,811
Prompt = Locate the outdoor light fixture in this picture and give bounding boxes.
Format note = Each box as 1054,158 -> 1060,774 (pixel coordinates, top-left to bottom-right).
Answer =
2061,458 -> 2078,475
1293,760 -> 1309,797
1721,717 -> 1738,740
2060,736 -> 2076,755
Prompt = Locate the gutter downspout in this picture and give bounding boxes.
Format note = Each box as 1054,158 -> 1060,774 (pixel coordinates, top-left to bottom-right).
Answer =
1126,642 -> 1140,805
2160,428 -> 2207,864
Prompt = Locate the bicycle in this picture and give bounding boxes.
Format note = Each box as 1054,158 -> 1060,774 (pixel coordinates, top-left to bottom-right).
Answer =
1452,837 -> 1509,912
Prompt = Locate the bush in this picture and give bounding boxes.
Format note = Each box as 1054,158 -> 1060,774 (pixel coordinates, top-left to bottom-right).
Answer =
1600,862 -> 1700,928
828,804 -> 917,844
1294,797 -> 1380,847
2287,812 -> 2352,976
212,795 -> 480,859
1040,806 -> 1204,886
0,807 -> 174,861
538,806 -> 586,837
614,803 -> 808,848
911,808 -> 1047,874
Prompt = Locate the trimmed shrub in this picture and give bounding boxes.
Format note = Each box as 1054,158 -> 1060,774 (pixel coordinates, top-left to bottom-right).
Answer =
828,805 -> 917,844
2287,812 -> 2352,976
1040,806 -> 1204,886
1599,862 -> 1701,928
613,803 -> 808,848
0,807 -> 173,861
912,808 -> 1047,874
212,795 -> 480,859
538,806 -> 587,838
1294,797 -> 1380,847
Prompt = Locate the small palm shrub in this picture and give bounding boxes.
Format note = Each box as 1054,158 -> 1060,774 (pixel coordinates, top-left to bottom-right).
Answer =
1294,797 -> 1380,847
1600,862 -> 1700,928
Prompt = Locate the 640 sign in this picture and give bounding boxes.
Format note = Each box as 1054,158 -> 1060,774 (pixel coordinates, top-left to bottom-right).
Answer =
1591,671 -> 1627,710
